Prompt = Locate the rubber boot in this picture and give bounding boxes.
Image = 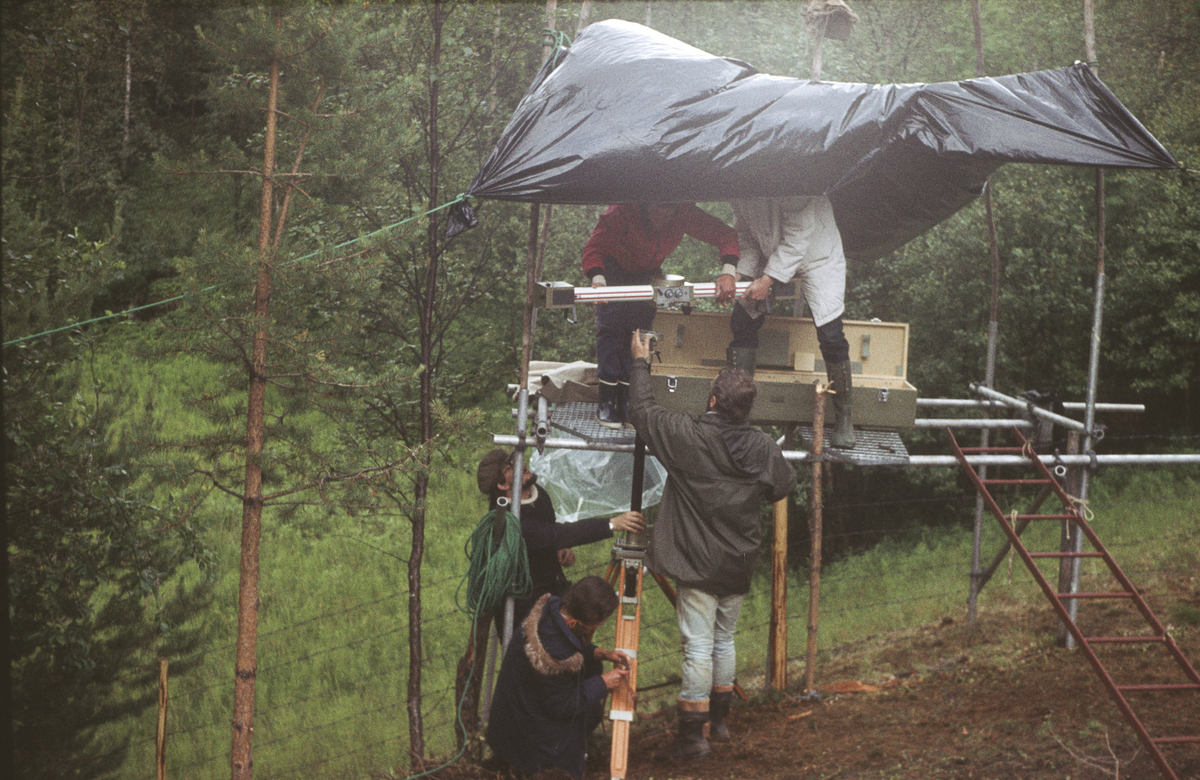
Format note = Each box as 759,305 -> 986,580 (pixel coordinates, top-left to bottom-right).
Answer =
617,381 -> 634,429
727,346 -> 757,378
596,380 -> 622,429
654,704 -> 711,761
709,688 -> 733,742
825,360 -> 856,449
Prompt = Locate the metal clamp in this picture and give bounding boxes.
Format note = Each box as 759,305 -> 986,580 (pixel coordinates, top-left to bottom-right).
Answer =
1052,450 -> 1068,478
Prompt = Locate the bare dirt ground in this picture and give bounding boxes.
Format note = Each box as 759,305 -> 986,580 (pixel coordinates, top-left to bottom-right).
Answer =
617,603 -> 1200,780
432,591 -> 1200,780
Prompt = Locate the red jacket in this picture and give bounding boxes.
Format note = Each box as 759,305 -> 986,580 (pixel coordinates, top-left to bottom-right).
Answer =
581,204 -> 739,280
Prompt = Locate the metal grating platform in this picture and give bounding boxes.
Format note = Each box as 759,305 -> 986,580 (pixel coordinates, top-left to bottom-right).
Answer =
550,401 -> 910,465
549,401 -> 638,444
796,426 -> 910,466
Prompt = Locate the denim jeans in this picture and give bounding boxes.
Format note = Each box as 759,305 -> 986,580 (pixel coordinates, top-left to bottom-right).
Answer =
675,585 -> 745,701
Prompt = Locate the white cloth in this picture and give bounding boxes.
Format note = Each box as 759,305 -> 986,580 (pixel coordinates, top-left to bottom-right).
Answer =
732,196 -> 846,327
521,360 -> 599,403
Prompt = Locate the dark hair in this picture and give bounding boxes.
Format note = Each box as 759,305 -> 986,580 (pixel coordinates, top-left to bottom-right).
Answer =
561,576 -> 618,626
476,448 -> 516,499
709,366 -> 757,423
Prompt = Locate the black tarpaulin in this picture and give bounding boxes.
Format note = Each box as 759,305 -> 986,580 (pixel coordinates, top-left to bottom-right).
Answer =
462,20 -> 1178,260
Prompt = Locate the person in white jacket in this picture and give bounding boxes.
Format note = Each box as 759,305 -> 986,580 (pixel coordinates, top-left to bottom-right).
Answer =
715,196 -> 856,448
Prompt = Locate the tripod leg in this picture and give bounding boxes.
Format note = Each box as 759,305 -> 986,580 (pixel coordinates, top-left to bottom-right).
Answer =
609,558 -> 644,780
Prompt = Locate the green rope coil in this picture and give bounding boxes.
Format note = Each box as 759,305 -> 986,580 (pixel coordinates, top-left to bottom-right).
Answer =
459,508 -> 531,621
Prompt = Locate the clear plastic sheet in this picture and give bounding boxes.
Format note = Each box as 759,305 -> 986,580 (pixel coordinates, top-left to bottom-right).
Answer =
459,20 -> 1179,259
529,438 -> 666,522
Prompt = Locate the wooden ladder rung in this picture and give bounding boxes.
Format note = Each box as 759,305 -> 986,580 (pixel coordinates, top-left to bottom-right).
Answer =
961,446 -> 1025,454
1029,552 -> 1103,559
1117,683 -> 1200,692
1015,513 -> 1076,520
1084,636 -> 1163,645
1057,591 -> 1134,600
982,478 -> 1052,486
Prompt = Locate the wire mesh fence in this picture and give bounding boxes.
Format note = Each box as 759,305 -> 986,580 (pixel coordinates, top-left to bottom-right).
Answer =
124,478 -> 1196,780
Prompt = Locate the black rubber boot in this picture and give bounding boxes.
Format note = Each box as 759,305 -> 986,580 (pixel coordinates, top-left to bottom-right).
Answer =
596,381 -> 622,429
825,359 -> 856,449
617,381 -> 633,429
654,707 -> 711,761
727,346 -> 757,378
709,689 -> 733,742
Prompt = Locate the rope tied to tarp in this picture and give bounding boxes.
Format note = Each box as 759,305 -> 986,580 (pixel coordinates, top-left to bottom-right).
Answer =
3,193 -> 473,348
541,28 -> 571,69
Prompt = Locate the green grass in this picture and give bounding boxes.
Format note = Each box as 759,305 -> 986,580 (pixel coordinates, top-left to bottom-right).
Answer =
94,438 -> 1197,779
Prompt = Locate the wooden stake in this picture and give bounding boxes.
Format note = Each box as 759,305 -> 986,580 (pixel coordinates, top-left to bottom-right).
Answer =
157,658 -> 169,780
768,497 -> 789,690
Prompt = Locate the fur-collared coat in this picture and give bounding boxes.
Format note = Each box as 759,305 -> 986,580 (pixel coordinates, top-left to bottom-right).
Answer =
485,594 -> 608,779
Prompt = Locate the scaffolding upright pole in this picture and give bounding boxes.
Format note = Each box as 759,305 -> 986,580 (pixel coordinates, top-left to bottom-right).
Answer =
804,383 -> 827,696
968,0 -> 1002,627
1070,1 -> 1106,648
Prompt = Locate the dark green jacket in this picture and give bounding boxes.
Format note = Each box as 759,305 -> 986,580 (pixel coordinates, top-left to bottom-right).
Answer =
629,358 -> 796,596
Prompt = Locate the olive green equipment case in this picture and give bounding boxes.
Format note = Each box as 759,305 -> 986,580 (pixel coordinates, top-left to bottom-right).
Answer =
647,310 -> 918,429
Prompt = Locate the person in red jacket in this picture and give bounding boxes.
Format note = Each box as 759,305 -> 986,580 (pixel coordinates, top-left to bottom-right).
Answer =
583,203 -> 739,428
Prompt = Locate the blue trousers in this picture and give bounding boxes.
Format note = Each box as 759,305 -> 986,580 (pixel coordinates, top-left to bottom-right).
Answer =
595,255 -> 657,384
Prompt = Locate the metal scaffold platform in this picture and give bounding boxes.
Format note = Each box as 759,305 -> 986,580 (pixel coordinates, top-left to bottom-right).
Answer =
545,401 -> 637,445
544,400 -> 910,467
795,426 -> 909,466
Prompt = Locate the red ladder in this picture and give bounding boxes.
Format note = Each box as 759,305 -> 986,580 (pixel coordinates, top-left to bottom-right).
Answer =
948,428 -> 1200,780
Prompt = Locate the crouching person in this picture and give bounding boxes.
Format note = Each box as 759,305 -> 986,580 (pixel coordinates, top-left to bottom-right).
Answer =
486,576 -> 631,779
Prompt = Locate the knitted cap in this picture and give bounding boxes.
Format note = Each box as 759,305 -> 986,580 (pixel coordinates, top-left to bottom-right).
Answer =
476,448 -> 512,494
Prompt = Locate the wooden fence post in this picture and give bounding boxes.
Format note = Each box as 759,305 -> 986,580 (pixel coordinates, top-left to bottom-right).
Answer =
157,657 -> 169,780
768,497 -> 789,689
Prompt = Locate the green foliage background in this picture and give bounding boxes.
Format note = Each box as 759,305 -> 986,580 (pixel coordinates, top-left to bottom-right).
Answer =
3,1 -> 1198,778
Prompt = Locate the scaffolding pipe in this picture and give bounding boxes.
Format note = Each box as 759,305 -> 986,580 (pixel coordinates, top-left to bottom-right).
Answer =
535,395 -> 550,450
1073,269 -> 1107,644
969,320 -> 1001,625
917,398 -> 1143,413
969,383 -> 1093,433
502,389 -> 531,650
904,453 -> 1200,467
513,415 -> 1032,430
492,436 -> 1200,467
912,418 -> 1031,429
803,385 -> 827,696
